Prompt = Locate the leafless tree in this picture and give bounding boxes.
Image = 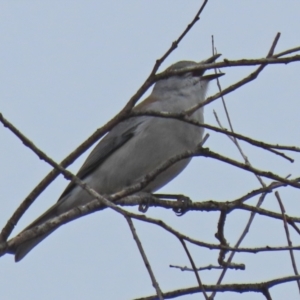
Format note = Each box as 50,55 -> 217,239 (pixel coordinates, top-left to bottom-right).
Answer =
1,1 -> 300,299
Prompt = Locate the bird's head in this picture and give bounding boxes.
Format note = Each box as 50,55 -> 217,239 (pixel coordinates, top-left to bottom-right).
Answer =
153,54 -> 224,99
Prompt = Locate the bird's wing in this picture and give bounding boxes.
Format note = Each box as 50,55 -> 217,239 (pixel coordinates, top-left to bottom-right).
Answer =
58,117 -> 145,201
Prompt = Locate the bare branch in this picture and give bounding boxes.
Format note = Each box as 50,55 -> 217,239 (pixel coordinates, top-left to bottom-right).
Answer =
200,148 -> 300,189
170,264 -> 225,272
6,193 -> 300,257
133,276 -> 300,300
130,111 -> 300,158
179,239 -> 209,299
155,54 -> 300,81
150,0 -> 209,75
275,192 -> 300,293
126,217 -> 164,300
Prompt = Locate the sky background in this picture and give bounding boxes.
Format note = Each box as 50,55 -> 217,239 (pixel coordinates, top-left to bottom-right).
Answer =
1,1 -> 300,299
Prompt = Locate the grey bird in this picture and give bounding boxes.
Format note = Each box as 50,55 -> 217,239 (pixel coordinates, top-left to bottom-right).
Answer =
10,54 -> 223,262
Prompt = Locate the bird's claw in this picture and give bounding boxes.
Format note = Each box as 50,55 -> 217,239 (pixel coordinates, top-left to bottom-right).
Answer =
138,192 -> 152,213
173,195 -> 192,216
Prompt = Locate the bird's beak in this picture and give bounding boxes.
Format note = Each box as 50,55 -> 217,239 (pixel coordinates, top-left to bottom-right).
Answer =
199,54 -> 224,80
193,54 -> 222,77
203,53 -> 222,64
201,72 -> 224,81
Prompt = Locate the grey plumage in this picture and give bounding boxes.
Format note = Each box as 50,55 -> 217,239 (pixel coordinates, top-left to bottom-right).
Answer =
10,55 -> 223,262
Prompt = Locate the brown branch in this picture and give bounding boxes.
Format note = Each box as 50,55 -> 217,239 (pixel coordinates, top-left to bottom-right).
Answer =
7,180 -> 300,258
130,111 -> 300,158
211,35 -> 237,145
133,275 -> 300,300
200,148 -> 300,189
211,59 -> 268,280
154,40 -> 300,82
118,194 -> 300,226
215,211 -> 235,268
0,114 -> 207,255
211,193 -> 268,299
155,54 -> 300,81
213,110 -> 270,184
5,193 -> 300,257
183,54 -> 299,114
275,46 -> 300,58
233,181 -> 285,204
179,239 -> 209,299
207,34 -> 284,298
212,94 -> 295,162
126,217 -> 164,300
150,0 -> 209,75
170,263 -> 243,272
0,96 -> 141,241
0,110 -> 125,241
170,264 -> 225,272
275,192 -> 300,293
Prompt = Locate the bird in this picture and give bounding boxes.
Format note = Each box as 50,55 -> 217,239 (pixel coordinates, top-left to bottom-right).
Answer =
10,54 -> 223,262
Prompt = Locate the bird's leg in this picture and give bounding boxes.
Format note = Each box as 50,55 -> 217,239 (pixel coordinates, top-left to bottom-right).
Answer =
154,193 -> 192,216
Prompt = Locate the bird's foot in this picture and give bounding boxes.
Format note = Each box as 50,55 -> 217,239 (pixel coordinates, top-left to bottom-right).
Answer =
154,193 -> 192,216
138,192 -> 153,213
173,195 -> 192,216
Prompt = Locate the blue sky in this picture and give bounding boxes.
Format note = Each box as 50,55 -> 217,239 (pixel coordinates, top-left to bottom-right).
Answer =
1,1 -> 300,299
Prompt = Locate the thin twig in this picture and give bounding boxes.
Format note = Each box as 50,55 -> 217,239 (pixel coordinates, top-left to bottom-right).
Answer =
130,111 -> 299,159
275,191 -> 300,293
150,0 -> 209,75
184,59 -> 299,116
275,46 -> 300,58
215,211 -> 229,267
214,110 -> 268,183
209,33 -> 281,299
179,238 -> 209,299
215,109 -> 295,162
170,264 -> 224,271
200,148 -> 300,189
126,217 -> 164,300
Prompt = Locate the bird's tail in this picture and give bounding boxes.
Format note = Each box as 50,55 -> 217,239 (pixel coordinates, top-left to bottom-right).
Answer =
9,202 -> 60,262
13,230 -> 55,262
